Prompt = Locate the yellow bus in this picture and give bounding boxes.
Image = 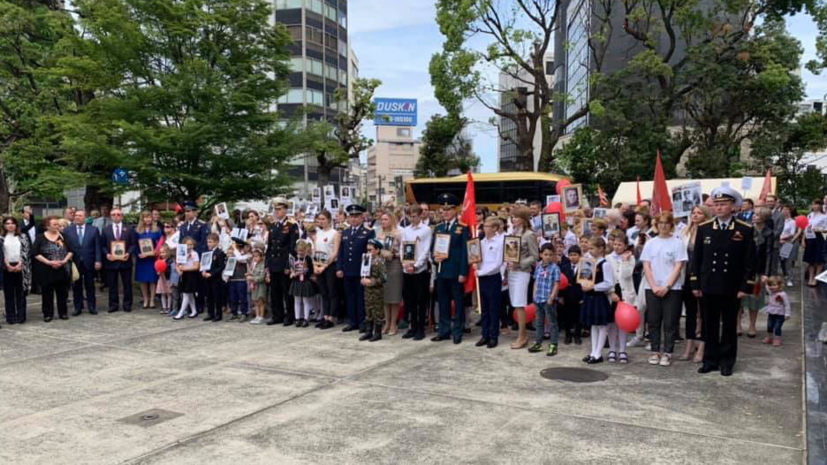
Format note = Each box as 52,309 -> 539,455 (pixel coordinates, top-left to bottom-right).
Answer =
406,172 -> 571,210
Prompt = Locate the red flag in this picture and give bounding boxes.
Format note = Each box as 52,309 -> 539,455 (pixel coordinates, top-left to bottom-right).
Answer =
636,176 -> 642,206
461,172 -> 477,294
650,150 -> 672,215
597,184 -> 609,207
759,169 -> 772,201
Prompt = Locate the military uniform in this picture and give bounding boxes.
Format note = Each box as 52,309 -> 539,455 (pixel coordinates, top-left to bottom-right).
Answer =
266,198 -> 299,325
690,187 -> 756,376
337,204 -> 376,331
431,194 -> 470,344
179,204 -> 211,312
360,242 -> 387,342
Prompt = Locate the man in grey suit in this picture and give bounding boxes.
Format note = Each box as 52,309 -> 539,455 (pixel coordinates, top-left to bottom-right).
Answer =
765,194 -> 784,275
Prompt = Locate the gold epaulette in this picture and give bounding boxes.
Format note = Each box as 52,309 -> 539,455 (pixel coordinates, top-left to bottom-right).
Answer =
700,219 -> 715,226
736,219 -> 752,228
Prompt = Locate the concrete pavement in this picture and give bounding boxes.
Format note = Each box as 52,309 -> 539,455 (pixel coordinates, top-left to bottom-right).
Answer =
0,286 -> 807,464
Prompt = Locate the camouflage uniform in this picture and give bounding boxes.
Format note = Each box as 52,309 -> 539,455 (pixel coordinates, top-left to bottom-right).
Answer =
364,258 -> 387,324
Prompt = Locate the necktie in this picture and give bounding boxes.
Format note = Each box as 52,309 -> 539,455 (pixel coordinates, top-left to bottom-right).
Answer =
78,226 -> 84,242
115,224 -> 121,240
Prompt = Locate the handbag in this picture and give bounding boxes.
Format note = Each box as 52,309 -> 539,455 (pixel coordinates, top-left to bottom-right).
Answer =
71,262 -> 80,283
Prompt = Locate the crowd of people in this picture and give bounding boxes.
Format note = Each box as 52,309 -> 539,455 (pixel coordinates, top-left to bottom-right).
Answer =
2,188 -> 823,376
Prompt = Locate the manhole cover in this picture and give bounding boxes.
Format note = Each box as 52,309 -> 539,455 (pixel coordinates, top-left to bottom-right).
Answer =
540,367 -> 609,383
118,408 -> 183,427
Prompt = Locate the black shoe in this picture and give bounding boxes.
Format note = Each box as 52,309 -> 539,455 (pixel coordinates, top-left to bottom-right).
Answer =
574,336 -> 582,345
342,324 -> 357,332
475,320 -> 482,327
453,337 -> 462,345
720,366 -> 733,377
564,334 -> 572,345
283,320 -> 294,327
212,317 -> 222,322
369,324 -> 382,342
321,320 -> 334,329
487,339 -> 498,349
187,312 -> 197,319
108,308 -> 119,313
583,355 -> 593,363
314,321 -> 324,328
123,308 -> 131,313
266,318 -> 283,326
587,356 -> 603,364
89,309 -> 98,315
44,317 -> 53,322
59,315 -> 69,320
359,327 -> 374,341
463,328 -> 471,334
431,335 -> 450,342
72,309 -> 82,317
475,338 -> 488,347
402,330 -> 416,339
413,332 -> 425,341
204,316 -> 214,322
698,364 -> 719,374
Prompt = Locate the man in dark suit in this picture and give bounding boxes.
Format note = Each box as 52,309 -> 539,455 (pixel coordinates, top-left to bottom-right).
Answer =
430,193 -> 470,344
100,208 -> 135,313
336,204 -> 375,332
179,202 -> 210,313
691,187 -> 756,377
64,209 -> 102,315
266,197 -> 299,326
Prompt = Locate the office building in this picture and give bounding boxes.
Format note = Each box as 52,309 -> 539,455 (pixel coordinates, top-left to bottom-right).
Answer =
274,0 -> 352,196
366,126 -> 422,205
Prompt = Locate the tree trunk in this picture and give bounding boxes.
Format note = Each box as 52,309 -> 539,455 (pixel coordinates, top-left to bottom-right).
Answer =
84,185 -> 114,211
539,114 -> 553,172
317,164 -> 331,207
0,166 -> 10,214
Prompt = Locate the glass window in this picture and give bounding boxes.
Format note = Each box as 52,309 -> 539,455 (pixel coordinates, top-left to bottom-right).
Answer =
397,128 -> 411,138
278,88 -> 304,104
325,5 -> 337,21
308,0 -> 322,14
339,13 -> 347,28
275,0 -> 303,9
326,64 -> 338,80
338,41 -> 347,57
289,57 -> 304,72
310,59 -> 323,76
309,89 -> 324,106
286,25 -> 302,41
306,26 -> 323,44
339,69 -> 347,85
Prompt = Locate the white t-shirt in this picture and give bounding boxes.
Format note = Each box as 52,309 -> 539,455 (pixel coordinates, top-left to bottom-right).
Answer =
781,218 -> 797,240
640,235 -> 688,290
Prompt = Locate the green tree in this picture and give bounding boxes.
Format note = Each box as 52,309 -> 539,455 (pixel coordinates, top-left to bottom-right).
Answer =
415,114 -> 479,177
56,0 -> 299,215
0,0 -> 80,213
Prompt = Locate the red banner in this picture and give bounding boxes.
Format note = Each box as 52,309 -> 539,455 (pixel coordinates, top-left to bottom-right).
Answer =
461,172 -> 476,294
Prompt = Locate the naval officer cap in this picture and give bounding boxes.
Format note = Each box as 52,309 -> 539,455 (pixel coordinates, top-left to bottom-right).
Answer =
437,193 -> 460,208
272,197 -> 290,208
346,204 -> 366,216
183,202 -> 198,211
710,186 -> 743,208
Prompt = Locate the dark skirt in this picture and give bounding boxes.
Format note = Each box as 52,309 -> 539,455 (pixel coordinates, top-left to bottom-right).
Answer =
803,236 -> 825,265
289,279 -> 317,298
580,292 -> 613,326
180,271 -> 198,293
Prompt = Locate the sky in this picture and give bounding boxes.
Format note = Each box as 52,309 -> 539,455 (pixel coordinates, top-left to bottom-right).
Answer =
348,1 -> 827,174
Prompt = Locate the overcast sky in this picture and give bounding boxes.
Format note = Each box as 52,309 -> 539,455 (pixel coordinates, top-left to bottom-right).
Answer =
347,0 -> 827,173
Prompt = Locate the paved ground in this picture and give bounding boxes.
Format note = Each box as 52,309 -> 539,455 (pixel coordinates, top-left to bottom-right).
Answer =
0,284 -> 808,464
803,284 -> 827,464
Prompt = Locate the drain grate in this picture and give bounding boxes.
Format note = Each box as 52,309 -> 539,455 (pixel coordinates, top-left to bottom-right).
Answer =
540,367 -> 609,383
118,408 -> 183,427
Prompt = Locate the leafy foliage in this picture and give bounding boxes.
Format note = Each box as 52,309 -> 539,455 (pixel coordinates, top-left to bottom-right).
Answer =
414,114 -> 479,177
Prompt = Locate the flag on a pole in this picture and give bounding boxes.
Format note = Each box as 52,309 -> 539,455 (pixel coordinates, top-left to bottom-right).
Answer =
650,150 -> 673,215
758,169 -> 772,202
461,172 -> 477,294
636,176 -> 642,206
597,185 -> 609,207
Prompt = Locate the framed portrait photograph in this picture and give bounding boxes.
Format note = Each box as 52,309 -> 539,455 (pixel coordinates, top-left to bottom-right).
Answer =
360,253 -> 372,278
433,233 -> 451,259
545,194 -> 561,205
138,238 -> 155,257
231,227 -> 248,242
562,184 -> 584,212
313,251 -> 329,266
176,244 -> 189,265
577,257 -> 596,286
200,251 -> 213,272
111,240 -> 127,260
215,202 -> 230,220
466,237 -> 482,265
223,257 -> 237,277
341,186 -> 350,198
541,213 -> 560,239
581,218 -> 593,236
503,235 -> 521,263
402,241 -> 416,264
593,208 -> 608,219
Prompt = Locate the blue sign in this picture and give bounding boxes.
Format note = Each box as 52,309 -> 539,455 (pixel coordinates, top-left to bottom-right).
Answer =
112,168 -> 129,185
374,98 -> 417,126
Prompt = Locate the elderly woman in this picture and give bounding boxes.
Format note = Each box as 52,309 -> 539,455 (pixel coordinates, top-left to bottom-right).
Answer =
1,217 -> 32,324
508,206 -> 540,349
32,216 -> 74,322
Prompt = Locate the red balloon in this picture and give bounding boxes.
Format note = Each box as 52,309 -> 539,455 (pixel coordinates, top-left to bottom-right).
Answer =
555,179 -> 572,195
513,303 -> 536,324
154,259 -> 167,274
544,201 -> 567,223
795,215 -> 809,230
615,301 -> 640,333
558,273 -> 569,291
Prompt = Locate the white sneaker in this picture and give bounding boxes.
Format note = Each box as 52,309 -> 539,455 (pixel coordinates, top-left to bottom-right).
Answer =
250,317 -> 262,325
659,353 -> 672,367
648,354 -> 661,365
786,280 -> 793,288
627,336 -> 643,347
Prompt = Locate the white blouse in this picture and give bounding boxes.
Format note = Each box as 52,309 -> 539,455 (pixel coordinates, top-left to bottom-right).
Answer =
3,234 -> 22,263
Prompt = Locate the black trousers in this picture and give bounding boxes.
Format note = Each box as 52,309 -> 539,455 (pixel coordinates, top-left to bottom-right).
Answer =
42,282 -> 69,319
403,271 -> 430,335
72,262 -> 97,312
107,268 -> 133,311
3,271 -> 26,323
268,269 -> 292,322
478,274 -> 502,341
316,266 -> 338,317
701,293 -> 739,369
436,277 -> 465,339
205,277 -> 224,320
682,286 -> 702,341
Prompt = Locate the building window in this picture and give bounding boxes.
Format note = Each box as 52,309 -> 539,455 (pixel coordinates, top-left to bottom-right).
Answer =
276,0 -> 303,9
307,0 -> 322,14
278,88 -> 304,104
325,33 -> 338,50
326,63 -> 338,81
339,12 -> 347,28
286,25 -> 302,41
306,26 -> 323,45
338,41 -> 348,57
289,57 -> 304,72
309,89 -> 324,106
397,128 -> 411,138
324,4 -> 337,21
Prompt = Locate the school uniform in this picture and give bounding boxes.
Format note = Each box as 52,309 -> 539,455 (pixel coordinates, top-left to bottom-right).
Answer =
580,259 -> 615,327
203,247 -> 226,321
477,233 -> 505,347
